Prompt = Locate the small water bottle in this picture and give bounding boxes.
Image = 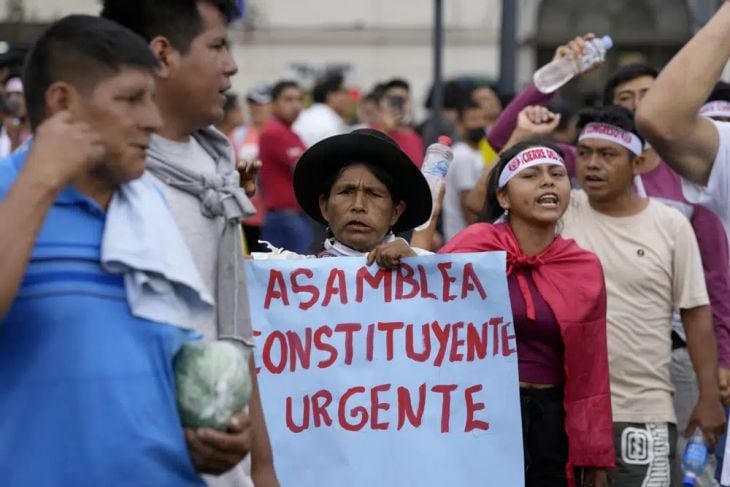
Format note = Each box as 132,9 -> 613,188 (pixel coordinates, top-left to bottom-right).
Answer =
682,428 -> 709,486
415,136 -> 453,231
533,35 -> 614,94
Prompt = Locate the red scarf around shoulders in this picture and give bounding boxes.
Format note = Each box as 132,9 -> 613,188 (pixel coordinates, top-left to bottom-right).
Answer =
440,222 -> 615,484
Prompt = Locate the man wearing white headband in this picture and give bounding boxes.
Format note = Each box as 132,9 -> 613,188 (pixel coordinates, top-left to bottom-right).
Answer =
601,68 -> 730,486
560,106 -> 724,487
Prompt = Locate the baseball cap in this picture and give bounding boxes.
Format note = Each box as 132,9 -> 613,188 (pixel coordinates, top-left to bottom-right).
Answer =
246,83 -> 271,104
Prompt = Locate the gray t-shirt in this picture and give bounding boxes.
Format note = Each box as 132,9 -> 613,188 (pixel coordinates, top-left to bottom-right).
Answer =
147,134 -> 224,342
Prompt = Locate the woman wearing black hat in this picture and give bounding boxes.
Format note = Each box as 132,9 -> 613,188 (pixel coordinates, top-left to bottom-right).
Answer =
254,128 -> 433,264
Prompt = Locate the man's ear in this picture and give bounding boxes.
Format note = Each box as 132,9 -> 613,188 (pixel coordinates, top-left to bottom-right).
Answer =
632,153 -> 647,176
45,81 -> 79,118
149,36 -> 179,79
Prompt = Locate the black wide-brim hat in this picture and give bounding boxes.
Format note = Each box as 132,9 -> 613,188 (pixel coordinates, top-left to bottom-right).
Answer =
293,128 -> 432,232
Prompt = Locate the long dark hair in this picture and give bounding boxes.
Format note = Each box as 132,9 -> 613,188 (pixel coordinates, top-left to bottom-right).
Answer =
483,140 -> 565,223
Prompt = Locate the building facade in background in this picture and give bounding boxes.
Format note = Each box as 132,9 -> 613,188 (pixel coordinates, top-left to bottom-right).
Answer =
0,0 -> 706,113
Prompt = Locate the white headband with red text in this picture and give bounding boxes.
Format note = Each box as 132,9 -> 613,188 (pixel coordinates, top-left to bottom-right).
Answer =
578,122 -> 643,155
498,146 -> 565,189
700,101 -> 730,119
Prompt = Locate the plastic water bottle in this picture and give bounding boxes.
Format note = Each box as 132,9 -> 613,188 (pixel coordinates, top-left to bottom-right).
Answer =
682,428 -> 709,486
415,136 -> 453,231
533,35 -> 614,94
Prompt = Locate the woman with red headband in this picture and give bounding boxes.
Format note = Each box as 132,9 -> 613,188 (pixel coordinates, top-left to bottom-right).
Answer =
440,141 -> 614,487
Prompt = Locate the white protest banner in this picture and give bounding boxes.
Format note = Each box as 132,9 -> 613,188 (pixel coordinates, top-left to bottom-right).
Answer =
245,252 -> 523,486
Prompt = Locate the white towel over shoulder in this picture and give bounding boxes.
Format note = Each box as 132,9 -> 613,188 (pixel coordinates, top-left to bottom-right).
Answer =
101,175 -> 214,328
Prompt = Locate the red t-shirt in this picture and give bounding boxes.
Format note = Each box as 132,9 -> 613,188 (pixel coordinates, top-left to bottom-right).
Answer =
258,117 -> 306,212
387,128 -> 424,168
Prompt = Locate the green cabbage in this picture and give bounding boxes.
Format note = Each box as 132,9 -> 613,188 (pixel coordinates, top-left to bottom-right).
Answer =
174,341 -> 252,430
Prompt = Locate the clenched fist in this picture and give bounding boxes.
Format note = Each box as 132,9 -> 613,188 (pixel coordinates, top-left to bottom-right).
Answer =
516,106 -> 562,138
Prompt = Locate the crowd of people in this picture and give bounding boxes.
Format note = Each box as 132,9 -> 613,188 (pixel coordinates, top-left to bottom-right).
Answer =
213,71 -> 504,255
4,0 -> 730,486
